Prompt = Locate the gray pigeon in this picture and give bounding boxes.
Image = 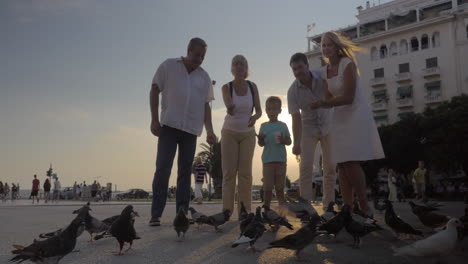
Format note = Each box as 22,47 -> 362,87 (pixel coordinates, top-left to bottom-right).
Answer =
410,203 -> 450,230
174,207 -> 190,240
384,200 -> 423,238
285,196 -> 318,219
267,214 -> 321,261
232,207 -> 266,252
188,207 -> 208,229
240,213 -> 255,236
107,205 -> 140,255
38,203 -> 91,239
321,202 -> 337,222
342,204 -> 383,248
204,209 -> 231,232
262,205 -> 293,230
11,218 -> 84,264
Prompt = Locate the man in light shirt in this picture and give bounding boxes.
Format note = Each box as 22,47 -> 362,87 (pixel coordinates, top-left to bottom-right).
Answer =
288,53 -> 336,210
149,37 -> 216,226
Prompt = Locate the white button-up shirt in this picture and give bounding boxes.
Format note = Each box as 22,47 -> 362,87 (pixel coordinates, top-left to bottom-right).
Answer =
152,57 -> 214,136
287,70 -> 333,137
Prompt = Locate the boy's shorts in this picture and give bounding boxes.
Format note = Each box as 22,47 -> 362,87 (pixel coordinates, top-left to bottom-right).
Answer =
263,162 -> 287,191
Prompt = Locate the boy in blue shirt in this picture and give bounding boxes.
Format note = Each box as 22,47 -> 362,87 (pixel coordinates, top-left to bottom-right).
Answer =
257,96 -> 291,207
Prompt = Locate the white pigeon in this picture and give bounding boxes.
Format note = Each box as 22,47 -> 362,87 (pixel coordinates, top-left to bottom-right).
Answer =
393,218 -> 461,257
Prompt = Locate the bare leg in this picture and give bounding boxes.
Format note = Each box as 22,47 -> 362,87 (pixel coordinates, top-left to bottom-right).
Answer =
345,162 -> 370,215
263,190 -> 273,208
338,164 -> 353,208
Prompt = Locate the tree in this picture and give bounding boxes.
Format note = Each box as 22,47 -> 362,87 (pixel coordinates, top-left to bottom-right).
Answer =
196,142 -> 223,198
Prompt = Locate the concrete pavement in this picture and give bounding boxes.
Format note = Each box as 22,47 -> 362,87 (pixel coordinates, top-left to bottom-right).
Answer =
0,200 -> 466,264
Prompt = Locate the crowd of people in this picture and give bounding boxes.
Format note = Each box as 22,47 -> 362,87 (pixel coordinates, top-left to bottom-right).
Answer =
0,181 -> 20,202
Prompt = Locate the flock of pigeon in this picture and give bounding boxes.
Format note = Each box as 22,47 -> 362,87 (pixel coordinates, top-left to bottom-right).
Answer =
9,198 -> 468,263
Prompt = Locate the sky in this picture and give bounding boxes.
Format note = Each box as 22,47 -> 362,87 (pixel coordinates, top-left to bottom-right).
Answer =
1,0 -> 383,191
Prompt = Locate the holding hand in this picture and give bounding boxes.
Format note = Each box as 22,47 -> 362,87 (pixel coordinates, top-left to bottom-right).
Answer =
248,115 -> 257,127
256,133 -> 266,145
310,100 -> 323,110
206,130 -> 217,145
277,133 -> 290,145
292,144 -> 301,155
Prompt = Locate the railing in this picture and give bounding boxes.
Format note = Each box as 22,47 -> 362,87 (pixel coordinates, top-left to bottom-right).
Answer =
422,67 -> 440,77
370,77 -> 385,87
424,93 -> 443,104
395,72 -> 411,82
396,97 -> 414,108
371,101 -> 388,111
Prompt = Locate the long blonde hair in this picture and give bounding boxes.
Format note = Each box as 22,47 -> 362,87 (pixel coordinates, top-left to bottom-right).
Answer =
321,31 -> 364,75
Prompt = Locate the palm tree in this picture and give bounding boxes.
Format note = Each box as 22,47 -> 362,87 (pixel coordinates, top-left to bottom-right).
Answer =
196,142 -> 223,198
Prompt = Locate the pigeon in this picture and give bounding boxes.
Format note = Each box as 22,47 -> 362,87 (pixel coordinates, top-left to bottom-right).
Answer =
204,209 -> 231,232
342,204 -> 383,248
11,217 -> 84,264
101,215 -> 120,226
78,204 -> 119,242
188,207 -> 208,229
394,218 -> 462,257
262,205 -> 293,231
267,214 -> 321,261
317,209 -> 346,237
457,206 -> 468,241
321,202 -> 337,222
239,201 -> 249,221
410,205 -> 450,230
384,200 -> 423,238
38,203 -> 91,239
231,207 -> 266,252
174,207 -> 190,240
285,196 -> 318,219
239,213 -> 255,236
373,197 -> 386,212
106,205 -> 140,255
409,201 -> 439,215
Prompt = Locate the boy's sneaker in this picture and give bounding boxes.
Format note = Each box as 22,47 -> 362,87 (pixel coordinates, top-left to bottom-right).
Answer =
149,217 -> 161,226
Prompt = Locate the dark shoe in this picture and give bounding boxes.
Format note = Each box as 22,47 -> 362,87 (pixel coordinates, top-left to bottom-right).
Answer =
149,217 -> 161,226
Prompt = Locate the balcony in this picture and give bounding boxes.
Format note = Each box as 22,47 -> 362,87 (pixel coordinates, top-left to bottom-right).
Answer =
395,72 -> 412,83
424,93 -> 443,104
396,97 -> 414,108
422,67 -> 440,78
370,77 -> 385,87
372,101 -> 388,111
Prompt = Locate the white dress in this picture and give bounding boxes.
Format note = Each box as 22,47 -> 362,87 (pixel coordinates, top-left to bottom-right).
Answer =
324,57 -> 385,163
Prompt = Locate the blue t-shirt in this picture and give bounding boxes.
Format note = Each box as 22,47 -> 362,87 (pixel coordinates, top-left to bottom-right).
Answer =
259,121 -> 291,163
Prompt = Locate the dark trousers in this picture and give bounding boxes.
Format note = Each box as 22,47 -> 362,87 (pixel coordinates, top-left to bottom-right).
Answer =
151,126 -> 197,218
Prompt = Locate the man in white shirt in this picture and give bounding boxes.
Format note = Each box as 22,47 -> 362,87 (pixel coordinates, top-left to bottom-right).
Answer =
288,53 -> 336,210
149,37 -> 216,226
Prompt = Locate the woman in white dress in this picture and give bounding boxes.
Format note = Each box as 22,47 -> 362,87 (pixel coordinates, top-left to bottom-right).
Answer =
311,31 -> 385,216
387,169 -> 397,202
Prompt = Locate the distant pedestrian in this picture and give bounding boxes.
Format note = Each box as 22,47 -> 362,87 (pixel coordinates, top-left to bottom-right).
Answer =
412,160 -> 426,200
43,178 -> 51,203
31,175 -> 40,204
193,157 -> 207,204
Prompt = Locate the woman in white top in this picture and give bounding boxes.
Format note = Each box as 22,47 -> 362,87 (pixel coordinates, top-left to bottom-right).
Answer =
311,32 -> 385,216
387,169 -> 397,202
221,55 -> 262,216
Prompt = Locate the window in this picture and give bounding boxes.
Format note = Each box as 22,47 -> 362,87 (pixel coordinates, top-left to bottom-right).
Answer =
421,34 -> 429,49
397,85 -> 413,99
370,47 -> 378,61
380,44 -> 388,59
374,68 -> 384,78
425,81 -> 442,96
399,63 -> 410,73
426,57 -> 438,68
432,32 -> 440,47
410,37 -> 419,52
372,90 -> 388,102
389,42 -> 398,56
400,39 -> 408,55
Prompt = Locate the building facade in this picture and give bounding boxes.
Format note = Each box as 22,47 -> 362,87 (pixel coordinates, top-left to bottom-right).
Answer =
306,0 -> 468,125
